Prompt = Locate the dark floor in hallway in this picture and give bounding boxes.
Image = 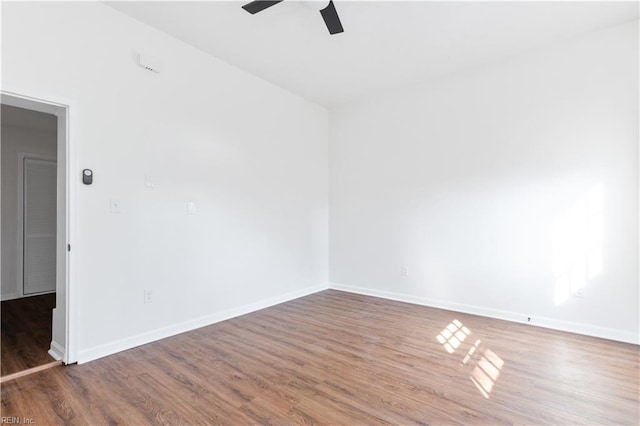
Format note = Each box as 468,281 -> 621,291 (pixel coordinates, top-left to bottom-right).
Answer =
1,293 -> 56,377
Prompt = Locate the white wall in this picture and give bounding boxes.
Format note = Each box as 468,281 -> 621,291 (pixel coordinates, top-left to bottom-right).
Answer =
1,2 -> 329,362
2,2 -> 635,363
1,105 -> 58,300
330,21 -> 639,343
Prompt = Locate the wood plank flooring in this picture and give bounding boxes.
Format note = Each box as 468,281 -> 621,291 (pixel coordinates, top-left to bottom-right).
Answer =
1,293 -> 56,377
1,290 -> 638,424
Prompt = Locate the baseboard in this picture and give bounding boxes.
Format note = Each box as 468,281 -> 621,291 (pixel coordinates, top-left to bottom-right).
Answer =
330,282 -> 639,345
77,283 -> 330,364
48,340 -> 65,361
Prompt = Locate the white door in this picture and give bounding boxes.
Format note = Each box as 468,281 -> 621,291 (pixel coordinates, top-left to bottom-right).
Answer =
23,158 -> 57,295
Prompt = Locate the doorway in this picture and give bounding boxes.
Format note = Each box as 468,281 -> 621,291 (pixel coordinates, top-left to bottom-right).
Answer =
1,92 -> 73,379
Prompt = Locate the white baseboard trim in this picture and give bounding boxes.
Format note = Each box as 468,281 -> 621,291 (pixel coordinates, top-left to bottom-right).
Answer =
77,283 -> 330,364
48,340 -> 65,361
330,282 -> 639,345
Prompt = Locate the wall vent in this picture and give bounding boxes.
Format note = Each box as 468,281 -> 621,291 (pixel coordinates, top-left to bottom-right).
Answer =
136,53 -> 161,74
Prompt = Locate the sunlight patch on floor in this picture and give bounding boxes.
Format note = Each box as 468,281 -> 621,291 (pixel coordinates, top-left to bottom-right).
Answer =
436,319 -> 471,354
437,321 -> 504,399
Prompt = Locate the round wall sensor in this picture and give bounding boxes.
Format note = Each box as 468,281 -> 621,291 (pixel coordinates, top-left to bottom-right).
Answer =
82,169 -> 93,185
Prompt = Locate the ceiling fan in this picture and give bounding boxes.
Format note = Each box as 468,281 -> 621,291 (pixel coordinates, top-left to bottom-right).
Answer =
242,0 -> 344,35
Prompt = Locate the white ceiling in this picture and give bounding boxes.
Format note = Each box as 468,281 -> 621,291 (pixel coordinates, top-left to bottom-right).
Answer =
107,1 -> 639,108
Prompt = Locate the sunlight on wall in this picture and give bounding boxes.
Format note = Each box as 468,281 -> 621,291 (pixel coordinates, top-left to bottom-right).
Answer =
553,184 -> 604,306
436,321 -> 504,399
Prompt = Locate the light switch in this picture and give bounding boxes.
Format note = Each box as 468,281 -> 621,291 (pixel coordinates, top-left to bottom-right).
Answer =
110,199 -> 122,214
144,174 -> 155,189
187,202 -> 196,215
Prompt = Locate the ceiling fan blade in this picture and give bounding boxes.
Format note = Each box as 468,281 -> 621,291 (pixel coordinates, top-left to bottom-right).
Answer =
242,0 -> 284,15
319,0 -> 344,35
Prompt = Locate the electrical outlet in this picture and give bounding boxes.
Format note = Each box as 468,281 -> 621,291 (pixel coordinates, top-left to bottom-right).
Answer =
144,174 -> 155,189
401,266 -> 409,277
143,289 -> 153,304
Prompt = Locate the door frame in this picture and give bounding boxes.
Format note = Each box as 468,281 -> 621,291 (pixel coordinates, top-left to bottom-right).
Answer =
1,90 -> 77,364
18,153 -> 57,297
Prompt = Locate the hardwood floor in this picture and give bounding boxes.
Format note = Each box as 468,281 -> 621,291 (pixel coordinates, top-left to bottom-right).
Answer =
1,293 -> 56,377
1,290 -> 638,424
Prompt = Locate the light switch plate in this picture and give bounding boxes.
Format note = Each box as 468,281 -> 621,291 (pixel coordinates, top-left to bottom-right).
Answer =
187,202 -> 196,215
110,199 -> 122,214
